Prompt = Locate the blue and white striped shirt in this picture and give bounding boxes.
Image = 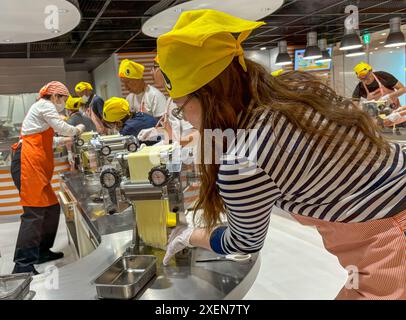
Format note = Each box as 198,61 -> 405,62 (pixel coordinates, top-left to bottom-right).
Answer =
211,110 -> 406,255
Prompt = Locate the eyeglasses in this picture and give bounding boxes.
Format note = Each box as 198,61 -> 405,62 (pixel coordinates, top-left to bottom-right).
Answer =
172,95 -> 194,120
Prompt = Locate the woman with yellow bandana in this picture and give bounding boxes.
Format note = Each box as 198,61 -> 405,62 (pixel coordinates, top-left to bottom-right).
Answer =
158,10 -> 406,300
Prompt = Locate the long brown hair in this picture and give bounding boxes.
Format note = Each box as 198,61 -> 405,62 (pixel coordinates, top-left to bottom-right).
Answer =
192,58 -> 390,231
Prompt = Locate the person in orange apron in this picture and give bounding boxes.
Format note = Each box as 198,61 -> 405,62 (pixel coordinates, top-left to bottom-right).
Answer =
353,62 -> 406,109
10,81 -> 85,275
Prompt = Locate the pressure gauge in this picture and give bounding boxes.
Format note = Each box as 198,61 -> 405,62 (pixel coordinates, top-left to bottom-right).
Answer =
127,142 -> 138,153
148,166 -> 171,187
76,138 -> 84,147
101,145 -> 111,156
100,168 -> 121,189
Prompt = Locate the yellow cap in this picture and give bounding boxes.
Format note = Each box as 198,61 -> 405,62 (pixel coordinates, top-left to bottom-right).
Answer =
354,62 -> 372,77
118,59 -> 145,79
271,69 -> 284,77
157,9 -> 265,99
103,97 -> 131,122
75,82 -> 93,93
65,96 -> 82,110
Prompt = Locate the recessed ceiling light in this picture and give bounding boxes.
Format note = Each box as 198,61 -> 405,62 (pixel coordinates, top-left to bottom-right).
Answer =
260,47 -> 266,51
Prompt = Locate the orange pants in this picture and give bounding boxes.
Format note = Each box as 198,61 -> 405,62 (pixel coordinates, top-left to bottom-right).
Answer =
292,210 -> 406,300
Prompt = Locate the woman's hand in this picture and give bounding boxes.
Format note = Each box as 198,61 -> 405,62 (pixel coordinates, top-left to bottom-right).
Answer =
163,226 -> 194,265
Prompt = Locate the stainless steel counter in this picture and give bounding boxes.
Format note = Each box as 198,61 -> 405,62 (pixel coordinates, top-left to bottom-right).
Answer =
31,172 -> 260,300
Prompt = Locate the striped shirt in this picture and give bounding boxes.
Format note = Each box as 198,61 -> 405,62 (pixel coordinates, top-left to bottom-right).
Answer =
210,109 -> 406,255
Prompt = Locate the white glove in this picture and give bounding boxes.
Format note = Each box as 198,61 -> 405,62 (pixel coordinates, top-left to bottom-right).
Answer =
137,127 -> 160,141
163,226 -> 194,266
386,112 -> 401,123
67,151 -> 75,168
75,124 -> 86,135
381,94 -> 391,102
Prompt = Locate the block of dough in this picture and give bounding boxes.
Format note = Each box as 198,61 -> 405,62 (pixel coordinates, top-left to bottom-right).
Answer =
127,145 -> 172,183
80,131 -> 97,143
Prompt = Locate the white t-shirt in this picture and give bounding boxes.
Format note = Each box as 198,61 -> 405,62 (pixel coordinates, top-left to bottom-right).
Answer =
126,85 -> 167,118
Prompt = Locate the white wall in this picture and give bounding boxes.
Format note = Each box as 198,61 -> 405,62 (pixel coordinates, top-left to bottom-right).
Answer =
92,54 -> 122,100
0,58 -> 66,95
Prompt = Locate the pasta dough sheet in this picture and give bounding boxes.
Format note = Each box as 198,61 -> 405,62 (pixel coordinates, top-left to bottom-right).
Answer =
127,145 -> 172,183
134,199 -> 174,249
80,131 -> 97,143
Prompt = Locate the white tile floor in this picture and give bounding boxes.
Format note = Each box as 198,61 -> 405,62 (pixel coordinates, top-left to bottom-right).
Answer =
0,208 -> 348,299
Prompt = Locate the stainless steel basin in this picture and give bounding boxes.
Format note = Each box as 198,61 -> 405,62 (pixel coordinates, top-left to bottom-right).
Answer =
94,255 -> 157,300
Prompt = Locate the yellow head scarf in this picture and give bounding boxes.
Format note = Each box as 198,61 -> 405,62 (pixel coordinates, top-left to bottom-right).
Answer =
103,97 -> 131,122
75,82 -> 93,93
354,62 -> 372,77
65,96 -> 82,111
157,9 -> 265,99
118,59 -> 145,79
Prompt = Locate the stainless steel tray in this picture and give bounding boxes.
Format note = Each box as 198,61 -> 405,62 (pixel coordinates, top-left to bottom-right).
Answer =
94,255 -> 157,300
0,273 -> 32,300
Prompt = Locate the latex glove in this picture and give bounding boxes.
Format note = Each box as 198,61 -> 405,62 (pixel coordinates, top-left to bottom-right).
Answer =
137,128 -> 156,141
163,226 -> 194,266
67,151 -> 75,169
386,112 -> 401,123
381,94 -> 391,102
75,124 -> 86,135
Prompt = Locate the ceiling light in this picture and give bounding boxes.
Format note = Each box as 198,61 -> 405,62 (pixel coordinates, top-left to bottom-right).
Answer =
345,47 -> 366,57
304,31 -> 322,60
340,28 -> 362,51
260,47 -> 266,51
275,40 -> 292,66
384,17 -> 406,48
315,39 -> 332,63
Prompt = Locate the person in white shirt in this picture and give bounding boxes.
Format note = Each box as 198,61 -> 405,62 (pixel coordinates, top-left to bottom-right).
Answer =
10,81 -> 85,275
118,59 -> 166,120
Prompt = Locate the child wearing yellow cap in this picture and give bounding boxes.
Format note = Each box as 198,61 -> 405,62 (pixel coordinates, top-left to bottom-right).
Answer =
64,96 -> 96,132
102,97 -> 158,138
158,9 -> 406,300
118,59 -> 167,120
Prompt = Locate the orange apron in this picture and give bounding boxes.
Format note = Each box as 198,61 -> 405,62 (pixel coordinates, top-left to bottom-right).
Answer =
13,127 -> 59,207
363,72 -> 401,109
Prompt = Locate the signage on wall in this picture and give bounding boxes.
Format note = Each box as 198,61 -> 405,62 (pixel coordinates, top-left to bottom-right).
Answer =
363,33 -> 371,44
